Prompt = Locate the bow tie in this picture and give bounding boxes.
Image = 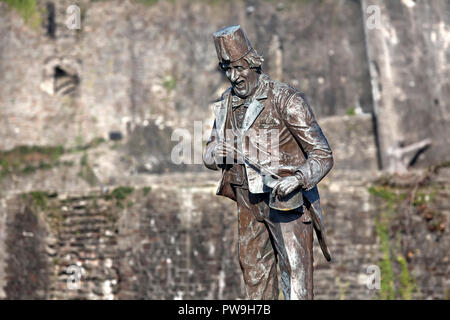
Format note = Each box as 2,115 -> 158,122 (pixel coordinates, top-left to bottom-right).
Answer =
232,95 -> 251,109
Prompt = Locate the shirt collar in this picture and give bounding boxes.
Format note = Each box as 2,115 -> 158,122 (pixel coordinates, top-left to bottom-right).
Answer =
231,74 -> 269,108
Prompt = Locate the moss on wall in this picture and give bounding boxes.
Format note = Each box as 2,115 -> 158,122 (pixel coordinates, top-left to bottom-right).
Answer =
369,185 -> 415,299
1,0 -> 42,29
0,138 -> 106,186
368,167 -> 448,300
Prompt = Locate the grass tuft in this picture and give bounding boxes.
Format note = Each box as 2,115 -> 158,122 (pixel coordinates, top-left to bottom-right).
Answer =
2,0 -> 41,29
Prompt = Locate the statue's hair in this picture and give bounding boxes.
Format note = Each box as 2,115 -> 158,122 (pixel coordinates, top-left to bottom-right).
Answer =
243,50 -> 264,70
218,49 -> 264,72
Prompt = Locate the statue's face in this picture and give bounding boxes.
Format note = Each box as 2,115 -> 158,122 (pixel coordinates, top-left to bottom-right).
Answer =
222,59 -> 259,99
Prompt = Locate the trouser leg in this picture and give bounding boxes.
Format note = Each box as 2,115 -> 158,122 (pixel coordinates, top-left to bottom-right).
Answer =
235,187 -> 278,300
265,207 -> 314,300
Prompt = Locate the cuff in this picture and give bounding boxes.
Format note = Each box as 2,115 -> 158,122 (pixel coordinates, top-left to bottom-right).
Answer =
294,170 -> 306,188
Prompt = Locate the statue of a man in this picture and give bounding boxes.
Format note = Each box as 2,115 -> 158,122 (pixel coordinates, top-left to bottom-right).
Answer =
203,25 -> 334,300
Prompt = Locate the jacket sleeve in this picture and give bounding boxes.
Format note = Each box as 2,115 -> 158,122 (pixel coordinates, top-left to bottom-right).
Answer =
280,92 -> 334,190
203,120 -> 219,171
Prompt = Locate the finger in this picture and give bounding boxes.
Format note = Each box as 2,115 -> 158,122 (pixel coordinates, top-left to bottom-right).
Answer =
271,184 -> 278,197
283,185 -> 294,196
276,183 -> 286,197
225,146 -> 235,157
272,182 -> 281,197
279,186 -> 287,197
281,181 -> 295,197
218,150 -> 228,157
215,150 -> 223,158
224,147 -> 233,157
219,145 -> 229,155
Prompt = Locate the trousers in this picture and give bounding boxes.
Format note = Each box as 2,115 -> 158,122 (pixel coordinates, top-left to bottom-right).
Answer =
235,186 -> 314,300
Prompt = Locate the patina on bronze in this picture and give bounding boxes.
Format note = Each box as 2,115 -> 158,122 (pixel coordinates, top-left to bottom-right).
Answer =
203,25 -> 334,300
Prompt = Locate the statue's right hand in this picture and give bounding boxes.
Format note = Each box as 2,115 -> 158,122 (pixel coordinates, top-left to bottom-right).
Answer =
213,143 -> 234,164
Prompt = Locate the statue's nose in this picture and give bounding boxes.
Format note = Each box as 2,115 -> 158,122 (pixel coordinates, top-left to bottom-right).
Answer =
230,69 -> 238,83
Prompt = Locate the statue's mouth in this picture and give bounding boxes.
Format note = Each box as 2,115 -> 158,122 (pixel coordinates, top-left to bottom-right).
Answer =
234,80 -> 245,89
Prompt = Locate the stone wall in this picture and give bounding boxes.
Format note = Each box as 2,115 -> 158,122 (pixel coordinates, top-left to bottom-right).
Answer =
362,0 -> 450,170
0,184 -> 243,300
0,0 -> 372,153
0,165 -> 448,300
0,114 -> 447,300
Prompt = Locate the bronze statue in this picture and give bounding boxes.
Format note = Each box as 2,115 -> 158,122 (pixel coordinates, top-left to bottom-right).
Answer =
203,25 -> 334,300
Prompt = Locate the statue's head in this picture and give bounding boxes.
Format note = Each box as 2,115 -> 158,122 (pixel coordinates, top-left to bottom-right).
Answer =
213,25 -> 264,99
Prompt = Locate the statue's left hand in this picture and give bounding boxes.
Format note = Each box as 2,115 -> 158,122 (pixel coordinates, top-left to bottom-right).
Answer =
272,176 -> 302,198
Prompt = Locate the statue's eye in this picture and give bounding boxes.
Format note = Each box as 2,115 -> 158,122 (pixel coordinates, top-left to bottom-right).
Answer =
220,63 -> 229,71
236,66 -> 244,71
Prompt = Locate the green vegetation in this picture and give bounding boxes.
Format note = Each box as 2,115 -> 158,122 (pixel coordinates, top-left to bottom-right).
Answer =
47,211 -> 65,231
411,188 -> 445,233
68,137 -> 106,153
368,186 -> 406,205
412,190 -> 436,207
0,138 -> 106,183
143,186 -> 152,196
75,135 -> 84,148
107,186 -> 135,209
0,145 -> 70,182
369,184 -> 417,300
136,0 -> 159,6
29,190 -> 49,209
162,75 -> 177,93
1,145 -> 64,162
397,255 -> 416,300
375,219 -> 395,299
78,152 -> 98,186
2,0 -> 41,29
346,107 -> 356,116
111,186 -> 134,201
336,277 -> 350,300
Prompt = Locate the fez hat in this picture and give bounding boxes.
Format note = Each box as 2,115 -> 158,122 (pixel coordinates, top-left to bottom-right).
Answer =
213,25 -> 254,63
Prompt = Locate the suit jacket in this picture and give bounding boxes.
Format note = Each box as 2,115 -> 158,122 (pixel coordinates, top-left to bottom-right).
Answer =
203,74 -> 334,261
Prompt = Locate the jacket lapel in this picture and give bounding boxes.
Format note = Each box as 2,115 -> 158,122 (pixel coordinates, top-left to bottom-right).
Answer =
242,75 -> 269,133
216,75 -> 270,136
213,96 -> 229,140
242,99 -> 265,133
